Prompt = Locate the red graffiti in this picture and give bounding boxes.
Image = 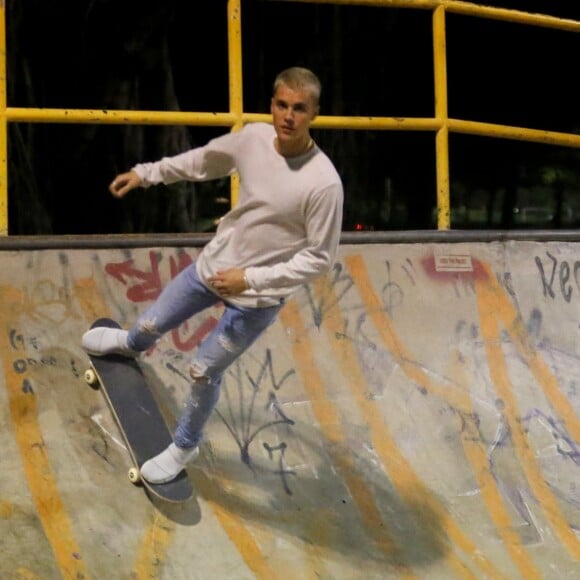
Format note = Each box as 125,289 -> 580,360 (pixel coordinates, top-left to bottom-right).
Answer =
105,250 -> 220,354
171,315 -> 220,351
169,252 -> 194,279
105,250 -> 193,302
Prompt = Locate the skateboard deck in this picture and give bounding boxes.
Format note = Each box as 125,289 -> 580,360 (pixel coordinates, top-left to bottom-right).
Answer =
84,317 -> 193,503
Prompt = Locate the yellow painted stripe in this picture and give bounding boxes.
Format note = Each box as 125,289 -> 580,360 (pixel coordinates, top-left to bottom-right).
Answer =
344,255 -> 506,579
133,511 -> 176,577
480,267 -> 580,442
281,300 -> 419,578
475,270 -> 580,559
14,569 -> 42,580
0,499 -> 14,517
310,277 -> 480,579
317,269 -> 538,577
445,350 -> 541,579
0,285 -> 89,578
192,468 -> 291,578
303,508 -> 334,575
208,498 -> 278,578
74,277 -> 111,321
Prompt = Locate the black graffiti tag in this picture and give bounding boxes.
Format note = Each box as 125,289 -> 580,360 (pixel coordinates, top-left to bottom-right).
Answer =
535,252 -> 580,303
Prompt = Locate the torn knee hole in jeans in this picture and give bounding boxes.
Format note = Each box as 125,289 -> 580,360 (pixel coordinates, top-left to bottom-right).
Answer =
217,332 -> 240,353
136,318 -> 160,336
189,360 -> 211,384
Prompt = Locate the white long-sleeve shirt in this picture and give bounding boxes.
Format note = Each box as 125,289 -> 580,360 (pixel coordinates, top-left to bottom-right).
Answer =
133,122 -> 344,307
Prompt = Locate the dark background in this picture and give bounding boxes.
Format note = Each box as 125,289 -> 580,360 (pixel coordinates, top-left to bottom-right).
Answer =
6,0 -> 580,234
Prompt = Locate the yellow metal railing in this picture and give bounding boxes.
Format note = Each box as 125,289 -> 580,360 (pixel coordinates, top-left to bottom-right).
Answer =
1,0 -> 580,234
0,0 -> 7,236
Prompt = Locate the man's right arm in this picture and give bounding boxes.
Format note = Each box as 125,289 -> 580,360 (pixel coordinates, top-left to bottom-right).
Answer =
108,128 -> 245,199
132,131 -> 243,188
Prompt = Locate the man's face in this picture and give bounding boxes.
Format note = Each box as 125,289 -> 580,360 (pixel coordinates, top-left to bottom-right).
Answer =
270,85 -> 319,150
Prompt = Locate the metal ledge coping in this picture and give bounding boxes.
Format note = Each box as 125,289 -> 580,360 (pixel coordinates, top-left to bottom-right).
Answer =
0,230 -> 579,250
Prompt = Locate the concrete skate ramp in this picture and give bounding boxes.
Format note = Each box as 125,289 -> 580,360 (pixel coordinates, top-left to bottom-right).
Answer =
1,235 -> 579,578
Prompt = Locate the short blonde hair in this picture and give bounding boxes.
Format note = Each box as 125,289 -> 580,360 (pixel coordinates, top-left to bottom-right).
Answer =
273,67 -> 321,105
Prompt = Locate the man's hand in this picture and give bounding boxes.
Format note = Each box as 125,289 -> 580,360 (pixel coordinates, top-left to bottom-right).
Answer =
208,268 -> 249,297
109,170 -> 142,198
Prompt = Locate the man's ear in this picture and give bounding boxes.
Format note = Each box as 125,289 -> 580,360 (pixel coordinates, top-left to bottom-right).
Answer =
312,104 -> 320,120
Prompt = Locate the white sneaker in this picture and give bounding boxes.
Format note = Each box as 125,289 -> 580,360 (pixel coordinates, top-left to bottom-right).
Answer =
81,327 -> 139,357
140,443 -> 199,484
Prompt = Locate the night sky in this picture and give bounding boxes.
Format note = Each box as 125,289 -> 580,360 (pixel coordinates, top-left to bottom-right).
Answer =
6,1 -> 580,233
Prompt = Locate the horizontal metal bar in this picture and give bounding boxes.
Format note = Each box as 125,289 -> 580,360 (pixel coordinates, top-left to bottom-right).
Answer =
6,108 -> 443,131
270,0 -> 580,32
8,109 -> 579,149
448,119 -> 580,149
444,0 -> 580,32
1,230 -> 580,251
6,108 -> 238,126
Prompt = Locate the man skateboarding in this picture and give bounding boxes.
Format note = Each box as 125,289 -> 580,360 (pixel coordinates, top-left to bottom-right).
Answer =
82,67 -> 344,485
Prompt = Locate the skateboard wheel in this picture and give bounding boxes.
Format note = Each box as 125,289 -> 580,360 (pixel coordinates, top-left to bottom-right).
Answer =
128,467 -> 142,484
84,369 -> 99,389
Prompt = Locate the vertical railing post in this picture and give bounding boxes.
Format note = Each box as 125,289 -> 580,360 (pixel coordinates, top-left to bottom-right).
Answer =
0,1 -> 8,235
228,0 -> 243,207
433,4 -> 451,230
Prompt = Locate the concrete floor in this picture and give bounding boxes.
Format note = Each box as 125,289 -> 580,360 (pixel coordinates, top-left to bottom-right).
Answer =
1,241 -> 579,578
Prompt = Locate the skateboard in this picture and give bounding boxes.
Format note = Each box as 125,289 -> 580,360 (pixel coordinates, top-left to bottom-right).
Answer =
83,317 -> 194,503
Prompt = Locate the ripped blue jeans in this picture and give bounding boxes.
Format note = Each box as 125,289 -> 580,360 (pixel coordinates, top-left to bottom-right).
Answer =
126,263 -> 282,449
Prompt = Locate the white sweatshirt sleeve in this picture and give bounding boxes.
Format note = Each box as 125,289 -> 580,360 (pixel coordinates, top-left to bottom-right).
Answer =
132,131 -> 241,186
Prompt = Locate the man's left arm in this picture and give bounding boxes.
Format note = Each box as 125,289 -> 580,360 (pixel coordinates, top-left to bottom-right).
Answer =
245,183 -> 344,291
